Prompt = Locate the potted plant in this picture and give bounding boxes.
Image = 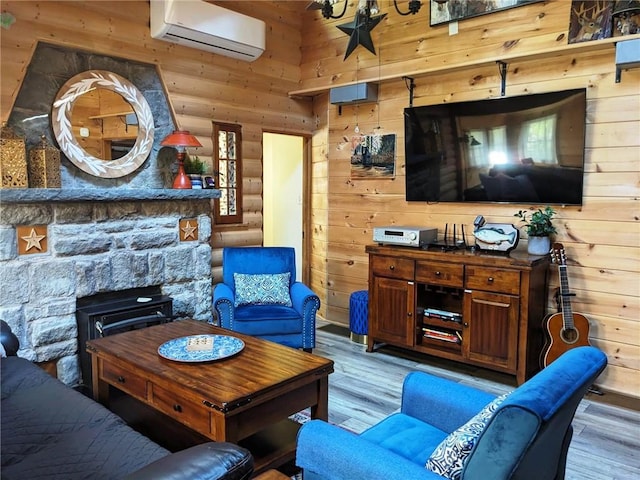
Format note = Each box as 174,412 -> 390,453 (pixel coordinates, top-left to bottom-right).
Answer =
514,206 -> 557,255
184,154 -> 206,188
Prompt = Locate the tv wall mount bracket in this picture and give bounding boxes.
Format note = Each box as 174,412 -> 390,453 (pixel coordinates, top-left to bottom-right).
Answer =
403,76 -> 415,107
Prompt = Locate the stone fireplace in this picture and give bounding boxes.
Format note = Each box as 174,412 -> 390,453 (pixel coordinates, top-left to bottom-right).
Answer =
0,43 -> 220,386
0,191 -> 217,386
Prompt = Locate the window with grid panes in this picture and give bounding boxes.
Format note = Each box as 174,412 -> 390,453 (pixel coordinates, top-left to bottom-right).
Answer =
213,123 -> 242,224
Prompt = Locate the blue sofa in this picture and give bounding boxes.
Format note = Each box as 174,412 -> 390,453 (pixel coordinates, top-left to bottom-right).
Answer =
213,247 -> 319,350
297,346 -> 607,480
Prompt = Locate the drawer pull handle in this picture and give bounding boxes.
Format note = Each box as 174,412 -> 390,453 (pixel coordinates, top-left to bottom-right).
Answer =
487,277 -> 494,283
463,322 -> 469,328
117,376 -> 125,383
173,404 -> 182,413
389,265 -> 395,270
435,271 -> 441,276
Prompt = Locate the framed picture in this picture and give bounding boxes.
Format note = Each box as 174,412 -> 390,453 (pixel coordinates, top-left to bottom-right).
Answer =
430,0 -> 543,27
612,0 -> 640,36
350,133 -> 396,179
568,0 -> 614,43
202,175 -> 216,188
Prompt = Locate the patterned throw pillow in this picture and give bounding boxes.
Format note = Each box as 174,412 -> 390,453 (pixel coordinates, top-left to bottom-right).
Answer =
234,272 -> 292,307
425,393 -> 509,480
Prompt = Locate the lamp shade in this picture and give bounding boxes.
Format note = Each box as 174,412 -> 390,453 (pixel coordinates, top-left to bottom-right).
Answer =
161,130 -> 202,148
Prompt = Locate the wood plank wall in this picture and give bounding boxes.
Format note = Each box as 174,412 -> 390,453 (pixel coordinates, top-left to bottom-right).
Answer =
300,1 -> 639,398
0,0 -> 315,285
1,1 -> 638,398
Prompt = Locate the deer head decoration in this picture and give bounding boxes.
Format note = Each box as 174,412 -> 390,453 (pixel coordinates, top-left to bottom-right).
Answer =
572,0 -> 611,42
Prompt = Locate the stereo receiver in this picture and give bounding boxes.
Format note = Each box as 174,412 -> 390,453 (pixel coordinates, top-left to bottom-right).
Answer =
373,226 -> 437,247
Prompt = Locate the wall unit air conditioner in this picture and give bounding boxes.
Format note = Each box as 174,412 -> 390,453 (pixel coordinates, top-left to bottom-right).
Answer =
150,0 -> 265,62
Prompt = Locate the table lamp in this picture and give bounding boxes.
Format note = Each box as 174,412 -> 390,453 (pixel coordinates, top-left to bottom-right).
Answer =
161,130 -> 202,189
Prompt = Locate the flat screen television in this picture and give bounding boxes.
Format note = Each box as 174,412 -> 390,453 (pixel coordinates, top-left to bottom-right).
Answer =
404,89 -> 586,205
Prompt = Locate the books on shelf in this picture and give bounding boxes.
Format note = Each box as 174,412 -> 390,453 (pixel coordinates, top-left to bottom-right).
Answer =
423,307 -> 462,323
422,327 -> 461,344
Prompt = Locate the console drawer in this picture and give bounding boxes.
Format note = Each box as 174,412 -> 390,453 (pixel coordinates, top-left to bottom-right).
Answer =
416,261 -> 464,288
465,267 -> 520,295
150,383 -> 211,433
371,255 -> 414,280
101,360 -> 147,399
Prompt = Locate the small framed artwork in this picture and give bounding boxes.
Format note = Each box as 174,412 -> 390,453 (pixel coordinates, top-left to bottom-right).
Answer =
430,0 -> 543,27
568,0 -> 614,43
202,175 -> 216,188
350,133 -> 396,179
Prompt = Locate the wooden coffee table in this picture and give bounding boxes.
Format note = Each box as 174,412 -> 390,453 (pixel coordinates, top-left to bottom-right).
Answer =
86,319 -> 333,474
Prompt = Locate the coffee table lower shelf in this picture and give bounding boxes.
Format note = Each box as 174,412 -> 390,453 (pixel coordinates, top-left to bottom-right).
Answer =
238,419 -> 301,475
109,388 -> 302,475
254,470 -> 291,480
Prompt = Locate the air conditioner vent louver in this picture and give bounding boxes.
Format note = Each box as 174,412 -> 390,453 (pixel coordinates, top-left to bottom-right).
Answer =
163,32 -> 256,60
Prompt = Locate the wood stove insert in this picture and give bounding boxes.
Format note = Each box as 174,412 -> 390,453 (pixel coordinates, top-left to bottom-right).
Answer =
76,286 -> 173,393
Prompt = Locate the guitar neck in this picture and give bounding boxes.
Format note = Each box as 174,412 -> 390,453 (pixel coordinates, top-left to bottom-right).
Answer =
558,265 -> 575,329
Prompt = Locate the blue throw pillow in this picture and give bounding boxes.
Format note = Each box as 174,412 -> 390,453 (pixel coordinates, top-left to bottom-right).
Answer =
234,272 -> 292,307
425,393 -> 509,479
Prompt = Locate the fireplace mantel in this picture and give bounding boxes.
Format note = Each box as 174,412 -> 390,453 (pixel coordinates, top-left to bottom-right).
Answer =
0,188 -> 221,204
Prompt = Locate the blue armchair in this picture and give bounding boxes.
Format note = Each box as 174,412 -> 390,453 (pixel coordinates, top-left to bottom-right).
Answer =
297,346 -> 607,480
213,247 -> 319,350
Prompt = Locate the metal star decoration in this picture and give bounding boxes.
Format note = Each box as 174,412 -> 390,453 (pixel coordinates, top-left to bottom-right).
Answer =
337,11 -> 387,60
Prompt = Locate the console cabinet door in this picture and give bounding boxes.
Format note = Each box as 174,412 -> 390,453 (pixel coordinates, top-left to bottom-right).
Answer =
463,290 -> 519,372
371,276 -> 415,347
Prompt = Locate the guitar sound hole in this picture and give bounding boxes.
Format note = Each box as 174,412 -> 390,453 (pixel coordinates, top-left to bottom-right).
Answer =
560,328 -> 579,344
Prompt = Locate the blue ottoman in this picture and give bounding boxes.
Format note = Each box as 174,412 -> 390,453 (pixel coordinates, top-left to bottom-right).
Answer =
349,290 -> 369,345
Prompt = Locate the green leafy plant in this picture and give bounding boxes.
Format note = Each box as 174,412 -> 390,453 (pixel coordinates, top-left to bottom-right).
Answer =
184,154 -> 205,174
1,12 -> 16,30
514,206 -> 557,237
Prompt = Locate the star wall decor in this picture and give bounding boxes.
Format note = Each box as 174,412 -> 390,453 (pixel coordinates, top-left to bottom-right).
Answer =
179,218 -> 198,242
17,225 -> 47,255
337,11 -> 387,60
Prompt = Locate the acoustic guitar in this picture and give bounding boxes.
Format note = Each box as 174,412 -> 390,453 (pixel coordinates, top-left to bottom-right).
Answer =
541,243 -> 591,368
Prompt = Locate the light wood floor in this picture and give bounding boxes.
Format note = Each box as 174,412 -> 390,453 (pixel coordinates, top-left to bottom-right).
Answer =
312,323 -> 640,480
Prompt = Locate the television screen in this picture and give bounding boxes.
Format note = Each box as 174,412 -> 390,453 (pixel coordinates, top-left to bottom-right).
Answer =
404,89 -> 586,205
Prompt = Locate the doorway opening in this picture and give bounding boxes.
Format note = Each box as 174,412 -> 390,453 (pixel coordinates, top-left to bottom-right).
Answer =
262,132 -> 311,284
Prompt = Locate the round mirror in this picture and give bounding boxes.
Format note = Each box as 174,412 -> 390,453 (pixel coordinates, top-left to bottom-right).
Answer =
52,70 -> 154,178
